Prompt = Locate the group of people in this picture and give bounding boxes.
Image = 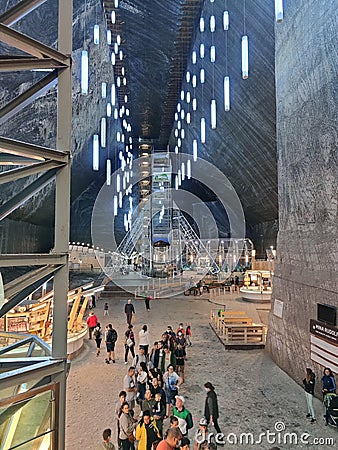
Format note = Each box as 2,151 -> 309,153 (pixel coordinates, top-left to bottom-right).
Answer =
303,366 -> 336,424
95,302 -> 220,450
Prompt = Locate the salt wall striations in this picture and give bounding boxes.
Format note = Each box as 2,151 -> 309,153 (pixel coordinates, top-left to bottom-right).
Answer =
267,0 -> 338,391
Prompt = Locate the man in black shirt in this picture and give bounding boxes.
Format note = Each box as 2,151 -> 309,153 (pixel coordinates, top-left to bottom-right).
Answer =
125,299 -> 135,325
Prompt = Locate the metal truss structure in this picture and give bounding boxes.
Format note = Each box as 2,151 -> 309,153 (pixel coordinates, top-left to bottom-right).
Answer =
0,0 -> 72,448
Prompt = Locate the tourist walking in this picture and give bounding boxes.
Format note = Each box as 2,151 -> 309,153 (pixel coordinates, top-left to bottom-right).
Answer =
97,428 -> 115,450
119,402 -> 135,450
139,324 -> 150,356
104,302 -> 109,316
173,396 -> 193,437
94,322 -> 103,356
144,292 -> 151,311
135,410 -> 161,450
125,299 -> 136,325
125,324 -> 136,364
163,365 -> 183,416
204,382 -> 222,434
123,367 -> 137,409
321,367 -> 336,397
303,368 -> 316,423
87,311 -> 98,340
105,324 -> 118,364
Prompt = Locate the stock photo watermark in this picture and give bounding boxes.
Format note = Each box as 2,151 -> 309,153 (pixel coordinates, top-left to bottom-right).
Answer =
195,421 -> 336,446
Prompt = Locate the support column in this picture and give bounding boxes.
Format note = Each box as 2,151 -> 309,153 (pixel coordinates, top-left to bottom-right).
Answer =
52,0 -> 73,448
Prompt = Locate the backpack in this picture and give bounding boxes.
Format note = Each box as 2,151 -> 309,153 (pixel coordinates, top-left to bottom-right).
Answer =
111,328 -> 118,343
94,328 -> 101,339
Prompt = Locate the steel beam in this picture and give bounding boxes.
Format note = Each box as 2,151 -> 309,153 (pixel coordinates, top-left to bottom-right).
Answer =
0,0 -> 47,26
0,359 -> 65,391
0,253 -> 67,267
0,160 -> 65,185
0,154 -> 42,165
0,168 -> 56,221
0,24 -> 70,63
0,70 -> 60,125
0,56 -> 67,71
0,136 -> 69,162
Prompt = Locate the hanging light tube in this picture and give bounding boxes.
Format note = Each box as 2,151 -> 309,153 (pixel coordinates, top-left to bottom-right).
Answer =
175,175 -> 179,190
81,50 -> 88,94
275,0 -> 283,23
186,112 -> 191,124
186,72 -> 191,83
180,90 -> 185,101
224,76 -> 230,111
223,11 -> 229,30
114,0 -> 119,8
101,118 -> 106,147
192,51 -> 197,64
117,173 -> 121,192
101,82 -> 107,98
111,83 -> 116,106
111,11 -> 116,24
210,45 -> 216,63
201,118 -> 206,143
192,98 -> 197,111
187,159 -> 191,179
211,100 -> 216,129
181,162 -> 185,181
117,34 -> 121,45
106,159 -> 111,185
113,195 -> 118,216
210,15 -> 216,32
107,103 -> 112,117
241,35 -> 249,79
200,43 -> 205,59
199,17 -> 205,32
119,191 -> 122,208
186,92 -> 191,103
107,30 -> 112,45
111,52 -> 116,66
200,68 -> 205,84
193,139 -> 198,161
93,24 -> 100,45
192,75 -> 197,88
93,135 -> 99,170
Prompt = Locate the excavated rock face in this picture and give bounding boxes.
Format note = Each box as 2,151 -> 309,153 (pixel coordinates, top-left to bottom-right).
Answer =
267,0 -> 338,387
0,0 -> 277,251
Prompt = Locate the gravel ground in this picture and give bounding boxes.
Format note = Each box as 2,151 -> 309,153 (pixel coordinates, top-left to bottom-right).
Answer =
65,294 -> 337,450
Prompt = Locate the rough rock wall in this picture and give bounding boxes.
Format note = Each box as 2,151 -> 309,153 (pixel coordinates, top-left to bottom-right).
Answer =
267,0 -> 338,388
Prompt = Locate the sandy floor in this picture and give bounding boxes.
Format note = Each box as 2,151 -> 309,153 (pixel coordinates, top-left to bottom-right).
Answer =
65,293 -> 337,449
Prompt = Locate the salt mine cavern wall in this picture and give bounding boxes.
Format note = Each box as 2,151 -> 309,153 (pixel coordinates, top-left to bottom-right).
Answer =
266,0 -> 338,393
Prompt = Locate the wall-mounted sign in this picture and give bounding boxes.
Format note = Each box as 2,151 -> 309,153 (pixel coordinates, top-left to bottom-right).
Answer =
153,173 -> 170,182
310,319 -> 338,345
273,299 -> 283,318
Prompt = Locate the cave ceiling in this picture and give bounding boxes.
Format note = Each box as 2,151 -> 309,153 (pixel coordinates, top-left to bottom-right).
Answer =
0,0 -> 277,244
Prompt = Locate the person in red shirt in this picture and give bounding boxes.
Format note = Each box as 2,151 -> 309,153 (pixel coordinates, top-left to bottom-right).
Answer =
87,311 -> 98,339
157,427 -> 182,450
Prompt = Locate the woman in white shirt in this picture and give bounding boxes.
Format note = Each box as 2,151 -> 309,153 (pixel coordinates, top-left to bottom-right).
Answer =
138,324 -> 150,356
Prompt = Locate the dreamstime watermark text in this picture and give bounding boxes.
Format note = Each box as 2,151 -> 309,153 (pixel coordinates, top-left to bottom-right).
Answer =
195,421 -> 335,446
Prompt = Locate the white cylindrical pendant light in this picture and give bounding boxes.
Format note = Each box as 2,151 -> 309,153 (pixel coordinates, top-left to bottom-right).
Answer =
223,11 -> 229,30
186,92 -> 191,103
111,52 -> 116,66
114,108 -> 118,119
111,83 -> 116,105
180,90 -> 185,101
106,159 -> 111,185
187,159 -> 191,179
117,34 -> 121,45
193,139 -> 198,162
241,35 -> 249,79
113,195 -> 118,216
117,173 -> 121,192
210,45 -> 216,63
174,128 -> 178,138
200,68 -> 205,84
210,15 -> 215,32
119,191 -> 122,208
175,175 -> 179,190
275,0 -> 283,23
177,138 -> 182,148
180,109 -> 185,120
199,17 -> 205,32
117,76 -> 121,87
201,117 -> 206,143
186,71 -> 191,83
178,169 -> 182,186
93,134 -> 99,170
101,118 -> 106,147
192,51 -> 197,64
119,50 -> 123,61
224,76 -> 230,111
107,30 -> 112,45
192,75 -> 197,88
117,131 -> 121,142
192,98 -> 197,111
200,43 -> 205,59
111,10 -> 116,24
101,82 -> 107,98
181,162 -> 185,181
177,103 -> 181,112
107,103 -> 112,117
93,24 -> 99,44
175,112 -> 178,121
115,0 -> 119,8
177,120 -> 181,130
181,129 -> 185,139
114,42 -> 119,54
175,146 -> 178,154
211,99 -> 216,129
81,50 -> 88,94
186,112 -> 191,124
